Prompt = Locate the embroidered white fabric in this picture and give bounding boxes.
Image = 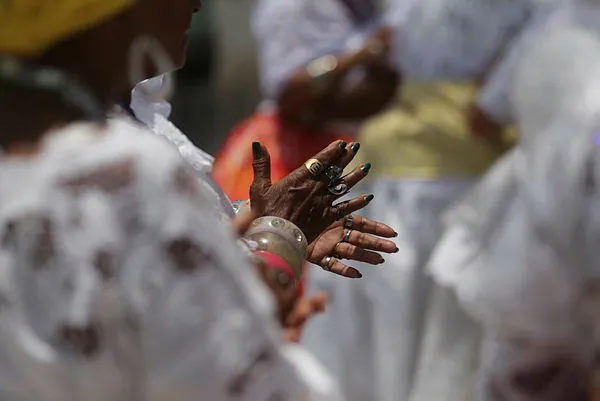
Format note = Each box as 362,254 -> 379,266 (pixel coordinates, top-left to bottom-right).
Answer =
0,120 -> 343,401
252,0 -> 381,100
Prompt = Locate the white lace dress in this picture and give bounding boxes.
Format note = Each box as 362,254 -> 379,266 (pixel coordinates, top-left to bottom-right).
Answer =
0,120 -> 342,401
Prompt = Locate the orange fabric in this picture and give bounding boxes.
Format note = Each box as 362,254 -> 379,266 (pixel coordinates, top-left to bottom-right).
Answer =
212,112 -> 350,200
213,112 -> 350,299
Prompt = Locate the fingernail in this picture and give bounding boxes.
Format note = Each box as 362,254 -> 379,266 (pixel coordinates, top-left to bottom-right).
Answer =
394,232 -> 398,237
252,142 -> 262,158
339,141 -> 347,149
365,194 -> 374,203
361,162 -> 371,174
351,142 -> 361,153
394,247 -> 399,253
380,258 -> 385,264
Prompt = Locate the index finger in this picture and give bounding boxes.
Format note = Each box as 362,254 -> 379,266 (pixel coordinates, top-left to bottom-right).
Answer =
351,215 -> 397,238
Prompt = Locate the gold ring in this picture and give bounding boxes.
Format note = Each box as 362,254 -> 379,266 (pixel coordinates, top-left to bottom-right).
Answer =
333,242 -> 343,258
304,158 -> 324,177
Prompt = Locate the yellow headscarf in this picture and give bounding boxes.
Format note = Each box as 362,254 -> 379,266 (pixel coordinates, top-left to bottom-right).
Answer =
0,0 -> 135,57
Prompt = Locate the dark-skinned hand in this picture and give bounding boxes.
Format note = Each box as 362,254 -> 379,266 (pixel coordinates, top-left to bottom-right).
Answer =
249,140 -> 373,243
307,215 -> 398,278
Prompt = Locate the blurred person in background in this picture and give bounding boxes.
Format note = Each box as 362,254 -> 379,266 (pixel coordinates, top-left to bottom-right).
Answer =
386,0 -> 600,400
0,0 -> 399,399
211,0 -> 399,203
418,0 -> 600,400
406,5 -> 560,401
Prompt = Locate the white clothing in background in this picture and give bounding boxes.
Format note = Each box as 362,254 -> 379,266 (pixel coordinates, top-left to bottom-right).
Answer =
427,1 -> 600,400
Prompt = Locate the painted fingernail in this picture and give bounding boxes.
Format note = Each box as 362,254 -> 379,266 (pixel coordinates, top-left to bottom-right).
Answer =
361,162 -> 371,174
252,142 -> 262,158
351,142 -> 361,153
394,247 -> 399,253
380,258 -> 385,264
349,270 -> 362,278
339,141 -> 347,149
365,194 -> 374,203
394,232 -> 399,237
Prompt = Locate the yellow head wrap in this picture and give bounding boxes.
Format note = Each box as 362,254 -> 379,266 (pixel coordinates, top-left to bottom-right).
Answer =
0,0 -> 135,57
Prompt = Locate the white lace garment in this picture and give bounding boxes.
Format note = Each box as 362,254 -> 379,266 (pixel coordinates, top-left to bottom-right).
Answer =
0,120 -> 341,401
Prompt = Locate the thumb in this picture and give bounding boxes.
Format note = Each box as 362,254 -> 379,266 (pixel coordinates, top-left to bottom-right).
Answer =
251,142 -> 272,193
286,293 -> 328,328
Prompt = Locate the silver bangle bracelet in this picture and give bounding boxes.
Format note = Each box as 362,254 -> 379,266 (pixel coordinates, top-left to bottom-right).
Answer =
243,216 -> 308,279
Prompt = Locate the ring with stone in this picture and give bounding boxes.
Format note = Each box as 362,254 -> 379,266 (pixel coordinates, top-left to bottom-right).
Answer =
343,215 -> 354,230
324,165 -> 343,185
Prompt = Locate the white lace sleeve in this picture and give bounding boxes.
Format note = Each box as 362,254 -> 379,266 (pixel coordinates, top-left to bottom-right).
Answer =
0,126 -> 341,401
389,0 -> 531,79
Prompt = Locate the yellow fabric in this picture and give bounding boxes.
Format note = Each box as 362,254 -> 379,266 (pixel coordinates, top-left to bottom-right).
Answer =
0,0 -> 135,57
358,82 -> 516,179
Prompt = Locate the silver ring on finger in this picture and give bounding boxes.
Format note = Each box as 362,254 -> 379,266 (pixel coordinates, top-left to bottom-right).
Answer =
342,229 -> 352,243
328,181 -> 348,196
343,214 -> 354,229
325,165 -> 343,185
322,256 -> 336,272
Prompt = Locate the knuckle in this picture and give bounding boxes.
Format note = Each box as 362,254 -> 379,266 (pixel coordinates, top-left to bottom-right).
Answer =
252,159 -> 268,170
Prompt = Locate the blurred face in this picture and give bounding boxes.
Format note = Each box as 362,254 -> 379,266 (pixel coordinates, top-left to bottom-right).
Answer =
136,0 -> 202,69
